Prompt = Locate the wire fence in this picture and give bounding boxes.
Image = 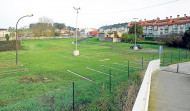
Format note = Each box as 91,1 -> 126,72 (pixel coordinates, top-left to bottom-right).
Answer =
0,51 -> 190,110
161,50 -> 190,66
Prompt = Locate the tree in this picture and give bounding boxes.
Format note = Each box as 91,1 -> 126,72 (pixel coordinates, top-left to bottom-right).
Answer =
92,30 -> 98,36
182,27 -> 190,49
5,34 -> 9,41
121,33 -> 139,43
30,17 -> 55,37
129,24 -> 143,37
53,23 -> 66,30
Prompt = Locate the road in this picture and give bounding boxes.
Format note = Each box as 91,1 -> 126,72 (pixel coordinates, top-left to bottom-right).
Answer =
149,61 -> 190,111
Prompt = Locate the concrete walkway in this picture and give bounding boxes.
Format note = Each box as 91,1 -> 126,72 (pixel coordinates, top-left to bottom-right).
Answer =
149,62 -> 190,111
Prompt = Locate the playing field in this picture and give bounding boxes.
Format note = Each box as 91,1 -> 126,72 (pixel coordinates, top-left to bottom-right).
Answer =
0,37 -> 189,110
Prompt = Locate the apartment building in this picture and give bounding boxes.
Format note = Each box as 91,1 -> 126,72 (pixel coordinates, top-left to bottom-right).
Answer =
0,29 -> 10,37
128,14 -> 190,37
98,22 -> 128,34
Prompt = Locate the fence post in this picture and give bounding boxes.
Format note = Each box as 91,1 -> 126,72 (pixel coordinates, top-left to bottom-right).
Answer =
73,82 -> 75,111
152,56 -> 154,60
128,61 -> 129,79
109,69 -> 111,93
177,64 -> 179,73
171,52 -> 173,63
142,57 -> 143,68
163,53 -> 165,66
179,50 -> 181,61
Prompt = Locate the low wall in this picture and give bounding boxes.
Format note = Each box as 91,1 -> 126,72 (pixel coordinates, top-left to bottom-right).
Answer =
0,40 -> 21,51
0,37 -> 15,41
132,59 -> 160,111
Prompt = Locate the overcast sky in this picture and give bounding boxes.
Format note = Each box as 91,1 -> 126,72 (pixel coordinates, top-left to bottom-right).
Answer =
0,0 -> 190,29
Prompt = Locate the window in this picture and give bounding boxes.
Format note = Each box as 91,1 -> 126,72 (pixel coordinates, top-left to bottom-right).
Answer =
165,30 -> 168,34
180,25 -> 184,29
149,30 -> 152,34
154,31 -> 158,35
164,25 -> 168,30
154,26 -> 158,30
112,28 -> 116,31
143,26 -> 147,30
148,26 -> 153,30
173,24 -> 178,29
160,26 -> 163,30
186,23 -> 190,29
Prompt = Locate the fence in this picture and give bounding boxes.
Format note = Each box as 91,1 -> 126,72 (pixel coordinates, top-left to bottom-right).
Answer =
132,59 -> 160,111
0,53 -> 189,110
161,50 -> 190,66
0,57 -> 155,111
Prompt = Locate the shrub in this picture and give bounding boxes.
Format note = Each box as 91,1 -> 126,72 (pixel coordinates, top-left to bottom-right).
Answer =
122,33 -> 139,43
145,37 -> 155,41
182,27 -> 190,49
5,34 -> 9,41
0,40 -> 21,51
155,34 -> 184,48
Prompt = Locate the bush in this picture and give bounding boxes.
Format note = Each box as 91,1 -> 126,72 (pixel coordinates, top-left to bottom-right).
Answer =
0,40 -> 21,51
182,27 -> 190,49
145,37 -> 155,41
5,34 -> 9,41
155,34 -> 184,48
121,33 -> 139,43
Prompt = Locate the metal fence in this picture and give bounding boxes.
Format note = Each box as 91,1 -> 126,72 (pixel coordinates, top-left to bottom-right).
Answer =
0,52 -> 190,110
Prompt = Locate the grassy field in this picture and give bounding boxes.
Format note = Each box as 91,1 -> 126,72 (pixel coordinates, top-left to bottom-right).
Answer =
0,37 -> 190,110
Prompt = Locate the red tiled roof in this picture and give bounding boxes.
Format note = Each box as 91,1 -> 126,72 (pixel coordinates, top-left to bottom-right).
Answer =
127,15 -> 190,28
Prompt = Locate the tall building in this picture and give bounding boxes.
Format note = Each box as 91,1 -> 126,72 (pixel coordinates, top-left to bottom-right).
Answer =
128,14 -> 190,37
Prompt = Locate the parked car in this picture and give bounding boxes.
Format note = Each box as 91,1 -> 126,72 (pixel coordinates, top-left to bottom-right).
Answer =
130,45 -> 143,49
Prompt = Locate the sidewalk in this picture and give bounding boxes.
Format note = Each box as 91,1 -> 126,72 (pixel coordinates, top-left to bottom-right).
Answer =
149,62 -> 190,111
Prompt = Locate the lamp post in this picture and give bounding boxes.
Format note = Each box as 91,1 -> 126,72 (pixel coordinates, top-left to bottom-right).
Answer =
73,7 -> 80,56
133,18 -> 138,50
16,14 -> 33,64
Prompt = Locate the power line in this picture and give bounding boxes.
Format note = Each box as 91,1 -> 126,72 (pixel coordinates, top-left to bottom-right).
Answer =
81,0 -> 179,15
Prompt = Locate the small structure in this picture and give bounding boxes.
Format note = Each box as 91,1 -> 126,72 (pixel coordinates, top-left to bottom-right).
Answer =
98,31 -> 122,42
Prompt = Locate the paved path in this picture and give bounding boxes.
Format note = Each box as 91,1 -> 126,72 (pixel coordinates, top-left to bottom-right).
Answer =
149,61 -> 190,111
74,37 -> 89,44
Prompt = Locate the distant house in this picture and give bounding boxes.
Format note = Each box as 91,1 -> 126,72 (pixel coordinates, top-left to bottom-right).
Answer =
98,31 -> 122,43
80,28 -> 97,37
0,29 -> 10,37
98,22 -> 128,34
0,29 -> 16,41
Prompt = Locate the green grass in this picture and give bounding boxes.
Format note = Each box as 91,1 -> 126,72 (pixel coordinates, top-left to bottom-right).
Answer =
0,37 -> 190,110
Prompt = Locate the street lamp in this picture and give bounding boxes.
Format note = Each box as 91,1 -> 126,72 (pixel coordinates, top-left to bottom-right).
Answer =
16,14 -> 33,64
133,18 -> 138,50
73,7 -> 80,56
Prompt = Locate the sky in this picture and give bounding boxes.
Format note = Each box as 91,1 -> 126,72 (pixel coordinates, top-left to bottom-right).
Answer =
0,0 -> 190,29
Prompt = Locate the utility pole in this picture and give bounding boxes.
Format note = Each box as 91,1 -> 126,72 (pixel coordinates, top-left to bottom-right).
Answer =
133,18 -> 138,50
73,7 -> 80,56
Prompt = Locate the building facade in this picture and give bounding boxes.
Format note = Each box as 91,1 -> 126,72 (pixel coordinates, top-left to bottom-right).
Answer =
98,22 -> 128,34
128,14 -> 190,37
0,29 -> 11,37
80,28 -> 96,37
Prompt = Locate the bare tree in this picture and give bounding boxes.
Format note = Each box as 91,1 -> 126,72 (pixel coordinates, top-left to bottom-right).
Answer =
30,17 -> 55,37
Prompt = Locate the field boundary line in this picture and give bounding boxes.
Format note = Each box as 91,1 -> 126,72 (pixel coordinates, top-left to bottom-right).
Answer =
67,70 -> 93,81
101,65 -> 128,72
86,67 -> 112,76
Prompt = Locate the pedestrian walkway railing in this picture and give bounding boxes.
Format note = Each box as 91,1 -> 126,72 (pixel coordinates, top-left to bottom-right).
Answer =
132,59 -> 160,111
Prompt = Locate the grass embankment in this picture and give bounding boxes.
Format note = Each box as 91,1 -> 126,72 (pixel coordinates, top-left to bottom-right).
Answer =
0,37 -> 189,110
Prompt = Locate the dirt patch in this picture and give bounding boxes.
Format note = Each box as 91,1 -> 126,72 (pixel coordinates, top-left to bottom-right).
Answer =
19,76 -> 48,84
114,49 -> 158,54
98,45 -> 116,48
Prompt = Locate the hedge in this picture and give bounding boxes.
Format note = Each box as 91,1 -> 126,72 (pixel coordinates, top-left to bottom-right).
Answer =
0,40 -> 21,51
